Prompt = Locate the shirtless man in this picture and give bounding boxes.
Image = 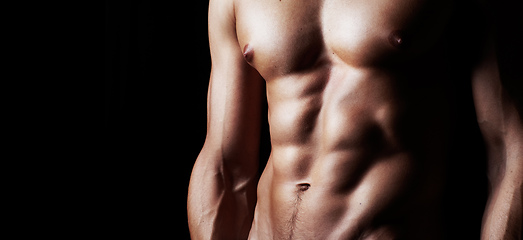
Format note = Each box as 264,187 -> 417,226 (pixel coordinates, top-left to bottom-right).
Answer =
188,0 -> 522,238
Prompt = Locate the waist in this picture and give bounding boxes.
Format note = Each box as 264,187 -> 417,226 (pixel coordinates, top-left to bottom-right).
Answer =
254,146 -> 446,239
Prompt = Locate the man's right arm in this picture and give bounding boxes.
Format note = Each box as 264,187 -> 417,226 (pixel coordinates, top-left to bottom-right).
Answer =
187,0 -> 264,239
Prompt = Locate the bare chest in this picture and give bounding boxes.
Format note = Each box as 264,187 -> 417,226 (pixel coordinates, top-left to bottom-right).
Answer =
235,0 -> 453,78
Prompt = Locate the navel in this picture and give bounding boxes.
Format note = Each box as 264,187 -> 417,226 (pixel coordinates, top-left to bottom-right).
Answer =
297,183 -> 310,192
388,30 -> 409,49
243,44 -> 254,63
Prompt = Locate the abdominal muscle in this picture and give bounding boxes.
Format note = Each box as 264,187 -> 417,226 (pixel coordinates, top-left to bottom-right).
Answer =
251,151 -> 418,240
248,63 -> 448,240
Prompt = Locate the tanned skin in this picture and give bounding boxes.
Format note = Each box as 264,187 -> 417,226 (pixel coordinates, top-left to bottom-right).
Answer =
188,0 -> 522,239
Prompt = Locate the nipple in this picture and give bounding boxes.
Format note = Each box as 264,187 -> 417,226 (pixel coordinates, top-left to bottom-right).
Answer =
243,44 -> 254,63
388,30 -> 409,49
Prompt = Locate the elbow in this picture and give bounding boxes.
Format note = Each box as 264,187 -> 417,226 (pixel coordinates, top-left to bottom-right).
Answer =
194,142 -> 259,192
483,137 -> 523,192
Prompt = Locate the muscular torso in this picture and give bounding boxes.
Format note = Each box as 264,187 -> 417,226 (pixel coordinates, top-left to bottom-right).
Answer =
235,0 -> 459,239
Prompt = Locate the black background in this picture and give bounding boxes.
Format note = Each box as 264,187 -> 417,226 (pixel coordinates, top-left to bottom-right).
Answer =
105,1 -> 521,239
105,1 -> 210,238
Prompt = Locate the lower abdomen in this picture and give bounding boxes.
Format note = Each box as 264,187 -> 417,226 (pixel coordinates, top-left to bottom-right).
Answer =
252,148 -> 444,239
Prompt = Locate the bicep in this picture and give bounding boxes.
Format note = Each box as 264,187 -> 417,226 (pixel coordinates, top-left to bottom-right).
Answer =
205,0 -> 264,165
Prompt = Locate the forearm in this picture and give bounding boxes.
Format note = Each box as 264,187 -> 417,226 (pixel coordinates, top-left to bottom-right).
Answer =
187,147 -> 258,240
482,176 -> 522,240
481,128 -> 523,240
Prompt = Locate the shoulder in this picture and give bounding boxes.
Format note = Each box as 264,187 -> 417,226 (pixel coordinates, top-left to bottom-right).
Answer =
208,0 -> 236,25
208,0 -> 238,45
